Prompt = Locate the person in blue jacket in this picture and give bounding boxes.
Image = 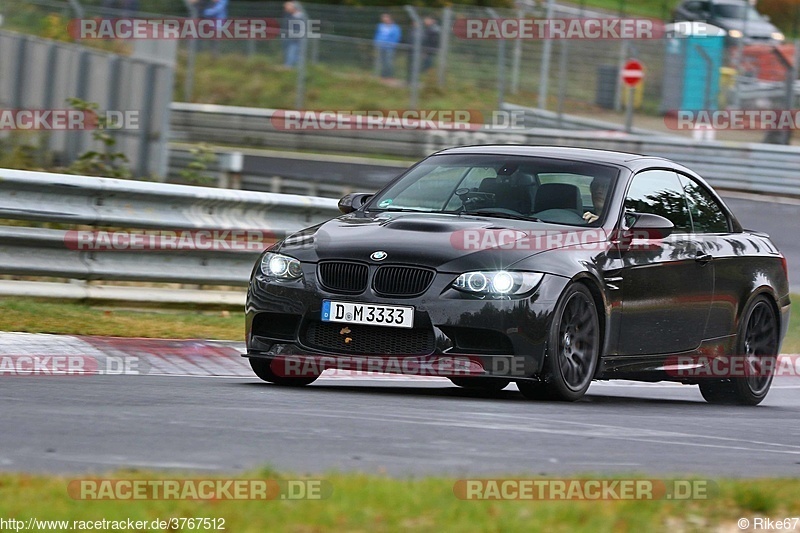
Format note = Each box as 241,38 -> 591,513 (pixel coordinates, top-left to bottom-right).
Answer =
195,0 -> 227,55
374,13 -> 401,79
202,0 -> 228,20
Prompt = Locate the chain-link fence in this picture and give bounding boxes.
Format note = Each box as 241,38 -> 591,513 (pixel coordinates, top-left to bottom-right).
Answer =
2,0 -> 799,143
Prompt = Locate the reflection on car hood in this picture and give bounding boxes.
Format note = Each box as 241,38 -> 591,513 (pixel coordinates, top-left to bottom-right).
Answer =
278,211 -> 609,272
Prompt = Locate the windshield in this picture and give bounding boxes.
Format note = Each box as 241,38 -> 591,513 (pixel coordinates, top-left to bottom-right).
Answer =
368,154 -> 619,226
713,3 -> 762,20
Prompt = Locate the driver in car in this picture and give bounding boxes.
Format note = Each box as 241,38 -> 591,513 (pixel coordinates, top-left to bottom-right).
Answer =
583,177 -> 610,223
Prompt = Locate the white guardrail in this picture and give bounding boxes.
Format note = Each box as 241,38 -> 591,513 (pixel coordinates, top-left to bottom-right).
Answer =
0,168 -> 339,305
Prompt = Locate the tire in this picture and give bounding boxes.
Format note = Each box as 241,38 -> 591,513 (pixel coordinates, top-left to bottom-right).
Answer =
518,283 -> 600,402
699,296 -> 779,406
449,377 -> 510,392
249,358 -> 319,386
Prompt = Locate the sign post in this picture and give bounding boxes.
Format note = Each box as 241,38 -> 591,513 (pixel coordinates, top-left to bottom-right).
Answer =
621,59 -> 644,133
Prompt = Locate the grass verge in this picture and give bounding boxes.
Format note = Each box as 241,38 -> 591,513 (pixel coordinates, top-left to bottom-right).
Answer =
0,299 -> 242,340
1,470 -> 800,532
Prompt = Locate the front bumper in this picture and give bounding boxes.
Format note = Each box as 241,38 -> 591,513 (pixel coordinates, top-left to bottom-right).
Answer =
244,267 -> 569,381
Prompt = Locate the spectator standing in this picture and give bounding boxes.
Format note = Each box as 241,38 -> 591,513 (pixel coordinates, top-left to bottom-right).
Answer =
202,0 -> 228,20
421,16 -> 440,72
374,13 -> 401,79
189,0 -> 227,55
282,1 -> 305,68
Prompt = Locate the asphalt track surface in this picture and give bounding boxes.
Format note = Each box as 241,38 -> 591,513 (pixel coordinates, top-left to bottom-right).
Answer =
1,333 -> 800,477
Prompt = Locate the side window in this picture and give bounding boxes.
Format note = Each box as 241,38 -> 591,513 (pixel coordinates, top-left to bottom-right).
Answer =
624,170 -> 692,233
678,175 -> 730,233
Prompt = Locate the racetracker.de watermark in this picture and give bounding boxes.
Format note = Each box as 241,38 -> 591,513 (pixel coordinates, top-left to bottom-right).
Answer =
665,109 -> 800,131
665,355 -> 800,379
0,355 -> 142,376
268,110 -> 530,131
453,17 -> 666,40
68,479 -> 331,500
449,228 -> 682,252
68,17 -> 321,40
267,354 -> 489,378
63,230 -> 276,252
454,479 -> 717,500
0,109 -> 139,130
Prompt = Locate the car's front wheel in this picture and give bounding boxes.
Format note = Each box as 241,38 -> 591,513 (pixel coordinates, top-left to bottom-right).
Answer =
519,283 -> 600,402
699,295 -> 779,406
249,358 -> 319,386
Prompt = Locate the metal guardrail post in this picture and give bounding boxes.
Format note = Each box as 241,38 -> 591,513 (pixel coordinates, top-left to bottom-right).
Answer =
136,64 -> 157,178
64,50 -> 90,165
537,0 -> 555,109
404,5 -> 423,109
310,37 -> 319,65
556,39 -> 570,127
732,3 -> 751,109
510,7 -> 523,95
156,64 -> 175,180
11,34 -> 26,110
183,1 -> 198,101
295,4 -> 309,110
437,6 -> 452,89
614,40 -> 629,112
486,8 -> 506,111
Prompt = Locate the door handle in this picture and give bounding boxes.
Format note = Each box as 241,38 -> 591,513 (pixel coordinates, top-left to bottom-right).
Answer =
695,252 -> 712,265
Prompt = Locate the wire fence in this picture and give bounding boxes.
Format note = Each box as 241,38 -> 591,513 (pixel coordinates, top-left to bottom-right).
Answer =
2,0 -> 800,143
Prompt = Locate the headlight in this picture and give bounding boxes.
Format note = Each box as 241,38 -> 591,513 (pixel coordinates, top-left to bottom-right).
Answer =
727,29 -> 743,39
260,252 -> 303,280
772,32 -> 785,41
452,271 -> 543,296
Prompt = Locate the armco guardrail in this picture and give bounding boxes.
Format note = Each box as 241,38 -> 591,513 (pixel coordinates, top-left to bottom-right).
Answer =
0,168 -> 340,291
170,102 -> 800,197
167,145 -> 407,198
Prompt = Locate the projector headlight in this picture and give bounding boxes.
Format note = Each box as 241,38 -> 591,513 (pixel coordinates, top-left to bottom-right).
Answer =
452,271 -> 543,296
260,252 -> 303,280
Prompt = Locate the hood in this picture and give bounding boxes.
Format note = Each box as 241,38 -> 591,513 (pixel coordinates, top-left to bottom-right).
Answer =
277,211 -> 609,273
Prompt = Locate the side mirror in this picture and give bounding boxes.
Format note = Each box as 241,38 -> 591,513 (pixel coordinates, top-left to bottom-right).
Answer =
629,212 -> 674,240
338,193 -> 374,214
612,212 -> 674,255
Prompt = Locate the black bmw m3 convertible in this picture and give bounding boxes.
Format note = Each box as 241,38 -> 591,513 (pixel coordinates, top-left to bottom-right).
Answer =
245,146 -> 790,405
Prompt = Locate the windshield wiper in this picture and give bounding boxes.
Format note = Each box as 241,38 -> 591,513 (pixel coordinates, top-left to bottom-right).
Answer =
370,207 -> 435,213
460,210 -> 539,222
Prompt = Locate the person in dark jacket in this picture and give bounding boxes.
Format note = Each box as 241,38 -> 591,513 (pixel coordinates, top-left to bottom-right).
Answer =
421,16 -> 440,72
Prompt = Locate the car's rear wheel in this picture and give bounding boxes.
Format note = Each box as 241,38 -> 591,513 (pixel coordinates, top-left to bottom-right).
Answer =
518,283 -> 600,402
249,358 -> 319,386
699,296 -> 778,406
449,377 -> 510,392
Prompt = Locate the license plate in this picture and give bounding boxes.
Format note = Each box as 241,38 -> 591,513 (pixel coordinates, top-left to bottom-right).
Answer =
321,300 -> 414,328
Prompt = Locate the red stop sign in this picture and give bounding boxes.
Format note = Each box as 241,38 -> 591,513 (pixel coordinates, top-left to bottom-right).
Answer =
621,59 -> 644,87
